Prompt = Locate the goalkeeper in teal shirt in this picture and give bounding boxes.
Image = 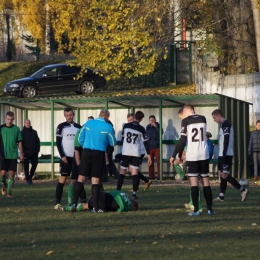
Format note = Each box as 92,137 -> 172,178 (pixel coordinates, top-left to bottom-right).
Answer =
64,190 -> 138,212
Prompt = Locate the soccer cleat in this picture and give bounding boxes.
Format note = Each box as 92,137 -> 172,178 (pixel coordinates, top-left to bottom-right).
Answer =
187,211 -> 200,216
184,203 -> 203,213
213,197 -> 224,202
92,208 -> 104,213
1,187 -> 6,196
144,180 -> 152,191
54,203 -> 63,211
63,206 -> 72,212
6,194 -> 13,198
70,204 -> 76,213
241,188 -> 249,202
207,210 -> 216,215
27,180 -> 33,185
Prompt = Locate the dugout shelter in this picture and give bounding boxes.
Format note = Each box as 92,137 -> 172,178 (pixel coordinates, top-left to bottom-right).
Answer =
0,93 -> 251,179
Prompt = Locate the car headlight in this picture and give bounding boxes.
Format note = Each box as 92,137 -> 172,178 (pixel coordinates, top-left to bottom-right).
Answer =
9,83 -> 20,88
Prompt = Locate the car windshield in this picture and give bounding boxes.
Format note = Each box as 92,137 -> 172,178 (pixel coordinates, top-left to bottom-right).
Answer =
30,67 -> 47,78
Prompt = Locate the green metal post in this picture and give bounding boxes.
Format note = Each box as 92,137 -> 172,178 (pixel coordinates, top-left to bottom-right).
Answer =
159,99 -> 163,180
188,41 -> 192,83
23,109 -> 28,120
131,107 -> 135,114
51,101 -> 54,179
105,100 -> 108,110
76,108 -> 80,124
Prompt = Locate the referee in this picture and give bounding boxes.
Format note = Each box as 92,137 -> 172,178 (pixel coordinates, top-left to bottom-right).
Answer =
71,110 -> 116,213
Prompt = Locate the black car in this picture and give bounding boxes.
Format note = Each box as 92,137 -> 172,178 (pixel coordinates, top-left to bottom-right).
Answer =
3,64 -> 106,98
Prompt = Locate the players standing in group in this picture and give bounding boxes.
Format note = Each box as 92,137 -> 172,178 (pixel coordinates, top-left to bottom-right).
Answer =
170,104 -> 214,216
212,109 -> 248,202
117,111 -> 151,199
54,108 -> 81,210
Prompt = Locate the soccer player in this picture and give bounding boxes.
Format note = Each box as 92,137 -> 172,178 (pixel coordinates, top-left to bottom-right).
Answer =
64,190 -> 138,212
175,108 -> 203,212
54,108 -> 81,210
127,113 -> 152,191
212,109 -> 248,202
71,109 -> 116,213
0,111 -> 24,197
117,111 -> 151,199
170,104 -> 214,216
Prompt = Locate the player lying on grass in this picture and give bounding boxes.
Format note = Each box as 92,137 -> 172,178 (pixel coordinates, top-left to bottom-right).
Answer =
66,190 -> 138,212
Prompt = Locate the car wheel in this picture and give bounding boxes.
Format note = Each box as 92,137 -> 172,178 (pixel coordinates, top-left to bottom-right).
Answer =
80,81 -> 95,94
22,85 -> 37,98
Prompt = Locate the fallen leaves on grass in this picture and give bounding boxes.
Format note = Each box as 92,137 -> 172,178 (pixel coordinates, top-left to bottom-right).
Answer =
70,246 -> 76,249
160,235 -> 165,239
46,251 -> 53,255
238,227 -> 242,229
152,242 -> 157,244
251,223 -> 257,226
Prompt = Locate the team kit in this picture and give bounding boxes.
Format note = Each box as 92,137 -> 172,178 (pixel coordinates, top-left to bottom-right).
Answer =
0,105 -> 249,215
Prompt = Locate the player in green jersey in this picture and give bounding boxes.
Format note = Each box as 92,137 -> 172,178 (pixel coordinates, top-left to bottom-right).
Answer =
65,190 -> 138,212
0,111 -> 24,197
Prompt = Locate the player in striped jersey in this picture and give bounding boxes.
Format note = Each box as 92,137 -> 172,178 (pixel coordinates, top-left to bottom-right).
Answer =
212,109 -> 248,202
170,104 -> 214,216
117,111 -> 151,199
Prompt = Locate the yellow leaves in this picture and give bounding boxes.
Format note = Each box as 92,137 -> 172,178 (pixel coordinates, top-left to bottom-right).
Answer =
46,251 -> 53,255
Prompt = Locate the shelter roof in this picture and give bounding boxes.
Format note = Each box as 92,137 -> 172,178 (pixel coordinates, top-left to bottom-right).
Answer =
0,93 -> 251,111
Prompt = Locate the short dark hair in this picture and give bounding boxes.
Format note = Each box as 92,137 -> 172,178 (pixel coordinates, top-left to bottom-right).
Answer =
127,113 -> 134,118
131,200 -> 138,211
6,111 -> 14,117
149,115 -> 156,120
135,111 -> 144,121
64,107 -> 74,113
88,116 -> 94,120
256,120 -> 260,124
178,107 -> 183,115
212,109 -> 223,116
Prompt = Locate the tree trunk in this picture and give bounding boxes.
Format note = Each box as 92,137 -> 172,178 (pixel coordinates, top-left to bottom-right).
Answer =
225,0 -> 258,74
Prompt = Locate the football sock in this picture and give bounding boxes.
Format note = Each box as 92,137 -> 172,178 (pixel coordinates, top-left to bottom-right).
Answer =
73,181 -> 84,206
174,164 -> 184,177
76,203 -> 84,211
0,176 -> 7,187
67,183 -> 74,206
133,175 -> 139,193
55,182 -> 64,204
220,177 -> 227,197
203,186 -> 213,211
7,178 -> 15,195
189,187 -> 203,211
117,174 -> 125,190
80,187 -> 87,203
191,186 -> 199,212
226,175 -> 241,190
91,184 -> 100,210
138,172 -> 149,183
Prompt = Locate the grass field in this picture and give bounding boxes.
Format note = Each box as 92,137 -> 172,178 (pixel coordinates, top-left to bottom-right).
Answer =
0,180 -> 259,260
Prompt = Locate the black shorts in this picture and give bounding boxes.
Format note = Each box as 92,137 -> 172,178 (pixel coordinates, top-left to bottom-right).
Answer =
71,157 -> 80,180
186,159 -> 209,178
59,157 -> 73,176
218,156 -> 233,174
0,158 -> 17,172
78,149 -> 106,179
120,155 -> 140,169
88,192 -> 119,212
